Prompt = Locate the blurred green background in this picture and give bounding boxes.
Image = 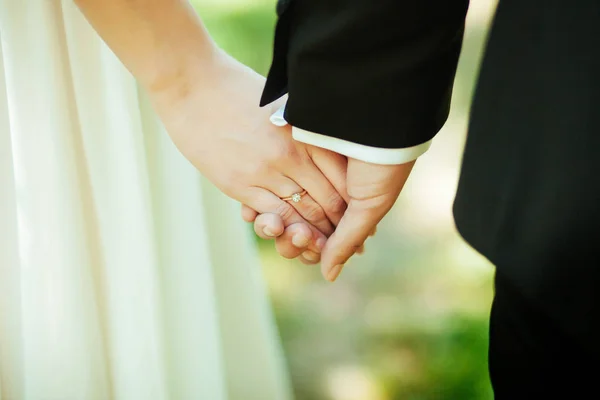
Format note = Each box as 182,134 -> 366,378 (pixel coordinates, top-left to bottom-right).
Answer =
192,1 -> 498,399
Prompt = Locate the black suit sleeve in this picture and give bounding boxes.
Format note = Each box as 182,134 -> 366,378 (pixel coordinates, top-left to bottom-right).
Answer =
260,0 -> 470,148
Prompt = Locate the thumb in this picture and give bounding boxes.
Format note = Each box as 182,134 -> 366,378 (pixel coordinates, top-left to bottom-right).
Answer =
320,159 -> 416,282
320,198 -> 390,282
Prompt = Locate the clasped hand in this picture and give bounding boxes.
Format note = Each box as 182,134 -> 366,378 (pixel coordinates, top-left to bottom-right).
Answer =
151,52 -> 413,282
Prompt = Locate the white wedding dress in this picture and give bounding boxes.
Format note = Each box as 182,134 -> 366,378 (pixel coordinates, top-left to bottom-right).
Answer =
0,1 -> 292,399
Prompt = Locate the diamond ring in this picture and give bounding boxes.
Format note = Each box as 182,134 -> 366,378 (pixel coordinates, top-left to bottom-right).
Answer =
281,190 -> 307,203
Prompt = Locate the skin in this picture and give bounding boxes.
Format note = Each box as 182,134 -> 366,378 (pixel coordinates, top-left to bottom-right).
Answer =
249,159 -> 415,281
74,0 -> 348,244
75,0 -> 415,280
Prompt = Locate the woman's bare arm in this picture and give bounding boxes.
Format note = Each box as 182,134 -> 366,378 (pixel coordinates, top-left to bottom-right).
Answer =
72,0 -> 348,260
74,0 -> 218,96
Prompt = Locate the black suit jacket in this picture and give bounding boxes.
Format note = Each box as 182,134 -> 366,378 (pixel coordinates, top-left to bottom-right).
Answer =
262,0 -> 600,350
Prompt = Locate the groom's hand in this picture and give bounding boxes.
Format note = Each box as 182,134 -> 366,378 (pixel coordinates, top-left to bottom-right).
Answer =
241,143 -> 350,263
243,158 -> 414,276
320,158 -> 415,281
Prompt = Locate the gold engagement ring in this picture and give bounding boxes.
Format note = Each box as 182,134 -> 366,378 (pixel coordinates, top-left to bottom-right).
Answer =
281,190 -> 307,203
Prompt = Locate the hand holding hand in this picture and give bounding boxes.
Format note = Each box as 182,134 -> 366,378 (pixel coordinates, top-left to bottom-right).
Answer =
150,52 -> 347,236
241,143 -> 349,263
247,156 -> 415,279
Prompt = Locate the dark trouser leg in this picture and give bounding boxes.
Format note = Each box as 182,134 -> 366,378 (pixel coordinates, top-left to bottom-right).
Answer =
488,273 -> 596,398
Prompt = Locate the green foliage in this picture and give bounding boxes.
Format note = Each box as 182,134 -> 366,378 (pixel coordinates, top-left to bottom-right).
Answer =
192,1 -> 277,76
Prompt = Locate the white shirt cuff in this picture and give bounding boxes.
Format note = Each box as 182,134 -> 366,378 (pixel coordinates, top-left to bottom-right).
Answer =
270,103 -> 432,165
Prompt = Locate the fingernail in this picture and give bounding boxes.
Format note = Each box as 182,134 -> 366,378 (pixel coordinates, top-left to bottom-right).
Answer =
327,264 -> 344,282
292,233 -> 310,248
302,251 -> 320,262
316,237 -> 327,251
263,227 -> 276,237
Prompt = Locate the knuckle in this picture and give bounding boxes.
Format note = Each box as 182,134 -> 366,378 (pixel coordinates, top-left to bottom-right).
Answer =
276,201 -> 296,222
327,192 -> 347,214
302,203 -> 327,223
339,242 -> 363,256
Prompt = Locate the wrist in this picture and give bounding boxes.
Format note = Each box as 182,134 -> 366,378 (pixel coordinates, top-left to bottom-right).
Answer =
147,48 -> 267,117
142,40 -> 224,100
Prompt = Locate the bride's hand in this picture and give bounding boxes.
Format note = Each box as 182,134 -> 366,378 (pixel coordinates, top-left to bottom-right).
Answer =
149,51 -> 347,237
241,142 -> 351,264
